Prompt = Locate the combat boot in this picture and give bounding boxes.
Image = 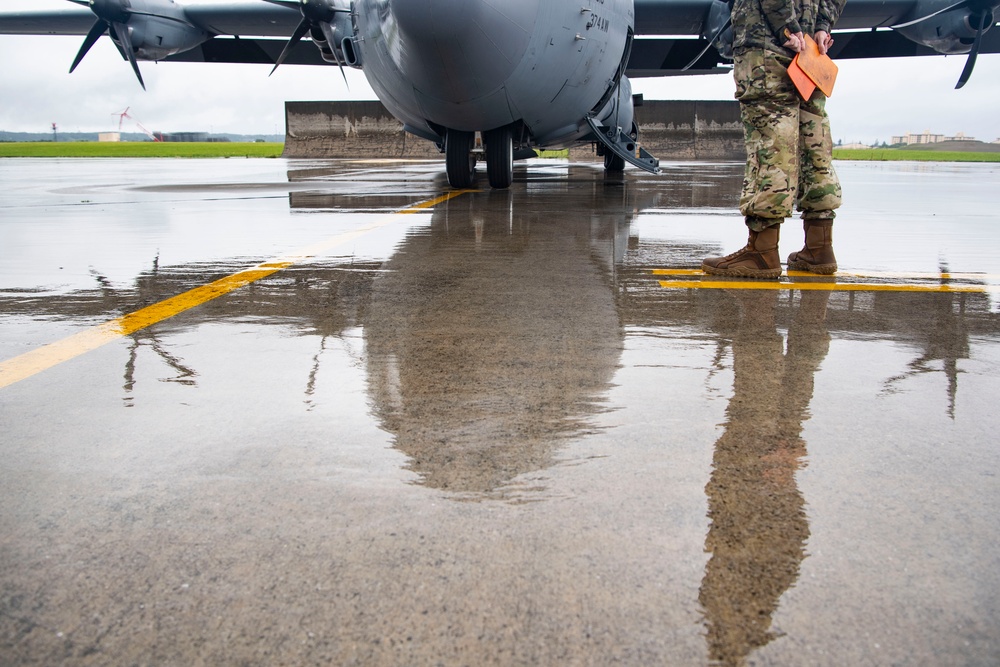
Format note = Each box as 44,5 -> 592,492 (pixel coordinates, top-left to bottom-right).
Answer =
787,219 -> 837,274
702,225 -> 782,279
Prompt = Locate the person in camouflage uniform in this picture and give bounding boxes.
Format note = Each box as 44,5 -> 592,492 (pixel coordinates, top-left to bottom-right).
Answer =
703,0 -> 846,278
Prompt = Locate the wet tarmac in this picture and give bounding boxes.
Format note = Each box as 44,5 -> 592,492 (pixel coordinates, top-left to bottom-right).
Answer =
1,157 -> 999,665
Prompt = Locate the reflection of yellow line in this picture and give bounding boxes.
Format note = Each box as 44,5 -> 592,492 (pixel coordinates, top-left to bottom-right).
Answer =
0,191 -> 468,390
657,280 -> 988,293
343,159 -> 440,165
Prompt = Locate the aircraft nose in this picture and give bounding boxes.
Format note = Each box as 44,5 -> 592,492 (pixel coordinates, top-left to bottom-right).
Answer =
388,0 -> 539,106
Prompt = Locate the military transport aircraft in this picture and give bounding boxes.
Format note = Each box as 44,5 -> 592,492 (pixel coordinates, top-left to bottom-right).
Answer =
2,0 -> 998,189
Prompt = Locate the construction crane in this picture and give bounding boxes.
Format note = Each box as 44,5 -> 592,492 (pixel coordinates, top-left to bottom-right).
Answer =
113,107 -> 160,142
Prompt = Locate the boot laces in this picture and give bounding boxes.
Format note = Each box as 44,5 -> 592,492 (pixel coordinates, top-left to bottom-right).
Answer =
721,242 -> 755,261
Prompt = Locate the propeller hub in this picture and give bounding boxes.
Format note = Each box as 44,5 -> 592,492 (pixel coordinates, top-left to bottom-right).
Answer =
90,0 -> 131,24
300,0 -> 338,23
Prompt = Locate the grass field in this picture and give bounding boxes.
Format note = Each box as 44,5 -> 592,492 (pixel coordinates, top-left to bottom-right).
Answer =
0,142 -> 284,158
4,142 -> 1000,163
832,148 -> 1000,162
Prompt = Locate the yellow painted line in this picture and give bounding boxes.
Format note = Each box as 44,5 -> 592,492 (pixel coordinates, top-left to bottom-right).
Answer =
651,269 -> 704,276
787,269 -> 1000,280
657,279 -> 988,293
653,268 -> 999,281
0,190 -> 470,390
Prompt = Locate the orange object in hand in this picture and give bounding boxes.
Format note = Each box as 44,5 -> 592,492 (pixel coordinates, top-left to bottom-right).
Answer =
788,54 -> 817,100
797,33 -> 838,96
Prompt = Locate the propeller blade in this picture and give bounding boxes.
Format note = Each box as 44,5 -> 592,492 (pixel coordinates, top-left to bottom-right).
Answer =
109,21 -> 146,90
955,12 -> 989,88
328,36 -> 351,88
70,19 -> 109,73
682,17 -> 732,71
65,0 -> 91,5
316,22 -> 351,88
270,18 -> 311,75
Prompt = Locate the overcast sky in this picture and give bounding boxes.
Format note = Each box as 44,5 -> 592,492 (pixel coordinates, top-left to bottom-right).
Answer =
1,0 -> 998,144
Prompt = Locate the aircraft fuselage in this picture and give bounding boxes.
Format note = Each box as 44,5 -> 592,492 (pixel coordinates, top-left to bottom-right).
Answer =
354,0 -> 636,148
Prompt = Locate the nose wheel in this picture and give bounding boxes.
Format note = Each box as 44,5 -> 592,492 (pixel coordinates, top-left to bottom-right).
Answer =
445,126 -> 515,190
484,125 -> 513,190
445,129 -> 476,189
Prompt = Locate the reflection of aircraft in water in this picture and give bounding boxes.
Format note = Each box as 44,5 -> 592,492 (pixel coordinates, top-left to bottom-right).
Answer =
3,0 -> 1000,187
360,187 -> 639,496
876,263 -> 972,419
2,170 -> 997,494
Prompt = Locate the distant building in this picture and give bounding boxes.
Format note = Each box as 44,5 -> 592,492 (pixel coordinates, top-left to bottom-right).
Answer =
892,130 -> 977,145
892,130 -> 945,145
98,132 -> 121,142
839,142 -> 869,149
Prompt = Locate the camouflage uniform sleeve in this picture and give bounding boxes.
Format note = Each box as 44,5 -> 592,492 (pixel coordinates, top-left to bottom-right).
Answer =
759,0 -> 802,39
815,0 -> 846,33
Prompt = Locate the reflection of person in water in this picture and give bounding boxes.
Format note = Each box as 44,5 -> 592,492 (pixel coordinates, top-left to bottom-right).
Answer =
699,288 -> 831,664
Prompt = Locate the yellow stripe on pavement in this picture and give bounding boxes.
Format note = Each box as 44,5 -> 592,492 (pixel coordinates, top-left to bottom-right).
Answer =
653,267 -> 999,281
657,279 -> 989,293
0,191 -> 470,390
651,269 -> 705,276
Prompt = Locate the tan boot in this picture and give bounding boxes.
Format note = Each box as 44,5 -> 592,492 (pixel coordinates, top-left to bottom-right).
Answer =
702,225 -> 782,279
787,219 -> 837,274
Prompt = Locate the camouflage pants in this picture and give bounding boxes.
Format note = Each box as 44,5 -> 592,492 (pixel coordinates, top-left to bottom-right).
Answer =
734,49 -> 842,231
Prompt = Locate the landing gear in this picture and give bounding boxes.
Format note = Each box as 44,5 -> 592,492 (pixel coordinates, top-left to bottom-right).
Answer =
484,125 -> 513,190
589,117 -> 660,176
602,121 -> 637,173
444,125 -> 517,190
604,151 -> 626,172
445,129 -> 476,189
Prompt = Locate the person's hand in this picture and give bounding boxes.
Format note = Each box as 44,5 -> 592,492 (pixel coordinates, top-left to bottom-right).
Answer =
784,30 -> 806,52
814,30 -> 834,55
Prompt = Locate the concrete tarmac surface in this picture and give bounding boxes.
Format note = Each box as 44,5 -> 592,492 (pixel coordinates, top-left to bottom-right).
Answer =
1,157 -> 999,665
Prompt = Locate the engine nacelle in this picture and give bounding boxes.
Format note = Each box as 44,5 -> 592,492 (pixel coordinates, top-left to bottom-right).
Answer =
705,0 -> 734,60
126,14 -> 209,61
313,8 -> 361,67
896,6 -> 995,54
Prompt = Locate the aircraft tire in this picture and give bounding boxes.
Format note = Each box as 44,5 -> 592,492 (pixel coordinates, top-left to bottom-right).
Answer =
604,152 -> 626,172
445,130 -> 476,189
485,125 -> 513,189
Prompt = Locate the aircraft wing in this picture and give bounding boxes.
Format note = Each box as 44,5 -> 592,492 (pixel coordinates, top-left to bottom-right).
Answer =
0,3 -> 299,38
628,30 -> 1000,77
1,0 -> 998,83
631,0 -> 1000,83
633,0 -> 965,34
173,2 -> 300,37
0,7 -> 97,35
828,28 -> 1000,58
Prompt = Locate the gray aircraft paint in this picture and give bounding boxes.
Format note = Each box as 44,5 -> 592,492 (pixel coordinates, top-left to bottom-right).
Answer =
354,0 -> 634,147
